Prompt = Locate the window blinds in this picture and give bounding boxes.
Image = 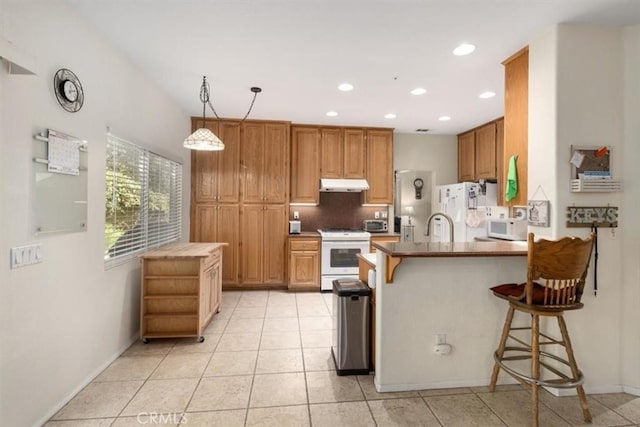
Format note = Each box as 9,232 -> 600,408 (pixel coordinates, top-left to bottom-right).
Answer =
105,133 -> 182,267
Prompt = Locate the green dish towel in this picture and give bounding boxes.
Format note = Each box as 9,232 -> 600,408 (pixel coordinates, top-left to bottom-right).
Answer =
505,155 -> 518,202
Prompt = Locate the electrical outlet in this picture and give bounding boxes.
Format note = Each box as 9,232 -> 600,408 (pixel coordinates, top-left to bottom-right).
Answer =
381,211 -> 388,219
293,211 -> 299,220
374,211 -> 380,219
436,334 -> 447,345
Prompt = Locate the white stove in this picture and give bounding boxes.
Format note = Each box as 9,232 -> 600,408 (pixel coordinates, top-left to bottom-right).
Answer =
317,228 -> 371,241
318,228 -> 371,291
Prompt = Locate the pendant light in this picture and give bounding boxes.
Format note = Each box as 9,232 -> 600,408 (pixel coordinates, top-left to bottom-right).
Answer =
183,76 -> 261,151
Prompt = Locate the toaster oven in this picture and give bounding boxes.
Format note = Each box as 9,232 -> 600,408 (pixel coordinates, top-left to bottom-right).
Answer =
363,219 -> 388,233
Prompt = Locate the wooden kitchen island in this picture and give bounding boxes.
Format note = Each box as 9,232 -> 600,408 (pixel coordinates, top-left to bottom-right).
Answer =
139,242 -> 227,342
371,241 -> 527,392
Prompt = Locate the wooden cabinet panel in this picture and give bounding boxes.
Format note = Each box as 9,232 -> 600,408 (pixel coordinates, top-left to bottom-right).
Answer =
321,128 -> 343,178
217,204 -> 239,285
496,118 -> 505,205
217,121 -> 241,203
503,47 -> 528,206
240,204 -> 286,286
263,123 -> 289,204
291,127 -> 320,203
365,129 -> 394,204
242,122 -> 289,204
475,122 -> 497,179
191,119 -> 240,203
343,129 -> 366,178
288,237 -> 320,290
240,205 -> 263,284
263,205 -> 286,284
241,122 -> 264,203
457,131 -> 475,182
193,204 -> 239,286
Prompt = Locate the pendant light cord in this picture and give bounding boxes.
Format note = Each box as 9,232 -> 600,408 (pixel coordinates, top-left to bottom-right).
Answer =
199,76 -> 260,126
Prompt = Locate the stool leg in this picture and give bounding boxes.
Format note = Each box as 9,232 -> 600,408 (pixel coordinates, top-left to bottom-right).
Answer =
558,316 -> 592,422
490,306 -> 515,391
531,314 -> 540,427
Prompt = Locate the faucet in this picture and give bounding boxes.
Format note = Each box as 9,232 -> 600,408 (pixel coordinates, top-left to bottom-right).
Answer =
425,212 -> 455,243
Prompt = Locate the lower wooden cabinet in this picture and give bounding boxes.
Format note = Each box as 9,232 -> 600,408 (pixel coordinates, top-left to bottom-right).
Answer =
370,235 -> 400,253
192,204 -> 239,285
241,204 -> 287,286
139,243 -> 225,341
288,237 -> 320,290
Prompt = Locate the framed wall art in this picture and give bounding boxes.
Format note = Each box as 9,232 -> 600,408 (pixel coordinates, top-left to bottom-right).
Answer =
528,200 -> 550,227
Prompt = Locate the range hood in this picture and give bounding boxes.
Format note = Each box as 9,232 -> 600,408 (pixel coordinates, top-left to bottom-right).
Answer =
319,178 -> 370,192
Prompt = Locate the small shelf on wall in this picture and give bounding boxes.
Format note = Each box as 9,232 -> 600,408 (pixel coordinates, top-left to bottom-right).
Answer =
570,179 -> 621,192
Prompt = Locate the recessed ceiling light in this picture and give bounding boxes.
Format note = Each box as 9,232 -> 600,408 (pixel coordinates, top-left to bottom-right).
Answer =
438,116 -> 451,121
479,91 -> 496,99
326,111 -> 338,117
338,83 -> 354,92
384,113 -> 396,119
453,43 -> 476,56
411,88 -> 427,95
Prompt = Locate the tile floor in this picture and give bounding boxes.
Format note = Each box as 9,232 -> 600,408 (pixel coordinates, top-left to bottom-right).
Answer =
47,290 -> 640,426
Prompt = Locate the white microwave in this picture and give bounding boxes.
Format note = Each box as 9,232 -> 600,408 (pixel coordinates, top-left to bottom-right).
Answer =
487,218 -> 527,241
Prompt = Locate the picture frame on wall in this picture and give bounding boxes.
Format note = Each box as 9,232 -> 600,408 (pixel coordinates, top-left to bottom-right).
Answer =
528,200 -> 550,227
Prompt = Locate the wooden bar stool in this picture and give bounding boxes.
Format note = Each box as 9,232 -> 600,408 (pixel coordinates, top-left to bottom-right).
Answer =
489,232 -> 596,427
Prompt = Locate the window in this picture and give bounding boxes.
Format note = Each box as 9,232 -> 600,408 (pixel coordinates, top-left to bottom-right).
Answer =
105,133 -> 182,267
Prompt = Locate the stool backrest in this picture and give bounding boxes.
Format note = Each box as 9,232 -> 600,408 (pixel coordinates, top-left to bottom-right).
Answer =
526,232 -> 596,306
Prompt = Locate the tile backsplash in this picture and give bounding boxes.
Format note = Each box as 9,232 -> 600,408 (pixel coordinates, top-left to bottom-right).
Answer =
290,193 -> 384,231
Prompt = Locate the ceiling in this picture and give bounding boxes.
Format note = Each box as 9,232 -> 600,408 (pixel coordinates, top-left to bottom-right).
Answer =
66,0 -> 640,135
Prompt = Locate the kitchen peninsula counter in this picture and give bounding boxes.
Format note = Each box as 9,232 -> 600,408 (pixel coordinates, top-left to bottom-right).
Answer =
372,240 -> 527,394
373,240 -> 527,258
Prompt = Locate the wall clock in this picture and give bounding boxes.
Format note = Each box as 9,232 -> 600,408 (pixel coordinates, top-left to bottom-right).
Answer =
54,69 -> 84,113
413,178 -> 424,199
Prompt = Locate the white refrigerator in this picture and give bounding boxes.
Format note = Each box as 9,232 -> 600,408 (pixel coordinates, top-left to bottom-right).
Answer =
428,182 -> 497,242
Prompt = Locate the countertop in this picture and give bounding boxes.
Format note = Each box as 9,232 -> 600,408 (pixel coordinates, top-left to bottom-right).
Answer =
372,240 -> 527,257
139,242 -> 227,258
288,232 -> 321,238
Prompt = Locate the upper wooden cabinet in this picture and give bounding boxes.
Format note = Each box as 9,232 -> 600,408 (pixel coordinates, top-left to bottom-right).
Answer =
457,120 -> 500,182
458,131 -> 476,182
496,118 -> 505,205
320,128 -> 343,178
191,119 -> 241,203
365,129 -> 394,204
291,126 -> 321,204
320,128 -> 366,179
503,47 -> 529,206
475,122 -> 498,179
241,121 -> 289,204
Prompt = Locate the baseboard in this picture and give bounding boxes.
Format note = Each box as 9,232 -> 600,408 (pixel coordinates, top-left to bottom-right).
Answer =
622,385 -> 640,396
373,376 -> 520,392
33,332 -> 139,427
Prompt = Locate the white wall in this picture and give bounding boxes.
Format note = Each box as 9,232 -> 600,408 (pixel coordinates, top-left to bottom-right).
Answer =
0,2 -> 190,425
393,133 -> 458,186
529,24 -> 633,393
621,25 -> 640,393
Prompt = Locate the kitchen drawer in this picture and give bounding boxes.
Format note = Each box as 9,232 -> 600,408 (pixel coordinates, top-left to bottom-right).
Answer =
290,239 -> 319,251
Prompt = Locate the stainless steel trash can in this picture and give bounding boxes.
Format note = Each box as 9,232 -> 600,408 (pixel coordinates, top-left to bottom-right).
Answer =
331,278 -> 371,375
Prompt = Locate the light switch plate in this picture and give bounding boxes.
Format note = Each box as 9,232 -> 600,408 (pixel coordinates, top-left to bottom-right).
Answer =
10,243 -> 42,269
